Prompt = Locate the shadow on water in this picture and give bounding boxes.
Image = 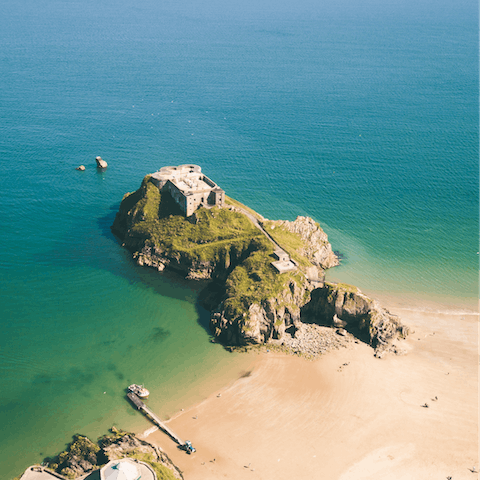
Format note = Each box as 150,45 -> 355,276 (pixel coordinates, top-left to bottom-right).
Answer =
35,198 -> 226,342
98,203 -> 122,243
96,207 -> 209,302
96,207 -> 217,338
40,204 -> 208,303
195,300 -> 214,332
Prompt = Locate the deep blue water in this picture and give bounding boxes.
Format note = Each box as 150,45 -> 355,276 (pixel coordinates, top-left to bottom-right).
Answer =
0,0 -> 478,477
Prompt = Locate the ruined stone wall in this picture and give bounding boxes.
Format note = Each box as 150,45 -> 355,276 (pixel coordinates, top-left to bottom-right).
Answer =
164,181 -> 187,214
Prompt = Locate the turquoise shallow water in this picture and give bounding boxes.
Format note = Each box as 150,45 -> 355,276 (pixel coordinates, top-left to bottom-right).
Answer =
0,0 -> 478,477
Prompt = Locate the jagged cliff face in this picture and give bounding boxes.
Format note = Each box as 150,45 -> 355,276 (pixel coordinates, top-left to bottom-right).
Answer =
270,216 -> 339,270
211,280 -> 409,349
133,238 -> 259,280
207,216 -> 344,346
302,283 -> 409,348
211,277 -> 312,345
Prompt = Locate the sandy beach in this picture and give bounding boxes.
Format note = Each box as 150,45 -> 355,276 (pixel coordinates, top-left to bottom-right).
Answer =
141,304 -> 478,480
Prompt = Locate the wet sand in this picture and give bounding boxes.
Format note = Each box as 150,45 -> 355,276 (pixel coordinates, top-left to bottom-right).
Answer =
141,306 -> 478,480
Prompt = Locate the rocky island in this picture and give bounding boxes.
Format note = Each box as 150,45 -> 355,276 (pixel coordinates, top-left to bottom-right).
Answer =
111,165 -> 408,356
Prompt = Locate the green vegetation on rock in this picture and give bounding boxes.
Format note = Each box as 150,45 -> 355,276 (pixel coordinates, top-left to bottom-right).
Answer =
223,248 -> 303,322
37,429 -> 181,480
263,220 -> 313,268
325,282 -> 359,294
46,434 -> 101,479
113,176 -> 264,265
127,452 -> 179,480
97,426 -> 130,447
113,176 -> 317,340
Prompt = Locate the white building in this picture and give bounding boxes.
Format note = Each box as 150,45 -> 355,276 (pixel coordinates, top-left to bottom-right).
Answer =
100,458 -> 156,480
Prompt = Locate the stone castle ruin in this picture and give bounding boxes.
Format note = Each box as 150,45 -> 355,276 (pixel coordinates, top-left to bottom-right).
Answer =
150,164 -> 225,217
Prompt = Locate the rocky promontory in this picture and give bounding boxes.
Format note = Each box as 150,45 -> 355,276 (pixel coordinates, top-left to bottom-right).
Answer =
40,428 -> 182,479
112,173 -> 408,355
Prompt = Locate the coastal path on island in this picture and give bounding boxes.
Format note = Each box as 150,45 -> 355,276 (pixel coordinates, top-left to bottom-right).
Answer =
232,204 -> 306,276
232,205 -> 283,251
127,392 -> 184,446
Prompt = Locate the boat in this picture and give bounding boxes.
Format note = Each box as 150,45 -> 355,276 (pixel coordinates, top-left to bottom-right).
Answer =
128,384 -> 150,398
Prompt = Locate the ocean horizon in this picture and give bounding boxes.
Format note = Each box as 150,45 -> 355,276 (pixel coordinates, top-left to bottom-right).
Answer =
0,0 -> 478,477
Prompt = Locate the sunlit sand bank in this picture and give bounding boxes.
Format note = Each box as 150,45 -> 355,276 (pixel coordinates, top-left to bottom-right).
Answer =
140,303 -> 478,480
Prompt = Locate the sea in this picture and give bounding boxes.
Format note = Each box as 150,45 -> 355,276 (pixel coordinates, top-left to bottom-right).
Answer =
0,0 -> 477,477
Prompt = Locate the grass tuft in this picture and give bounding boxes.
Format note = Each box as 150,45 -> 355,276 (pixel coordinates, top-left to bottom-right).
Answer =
262,221 -> 312,268
127,452 -> 178,480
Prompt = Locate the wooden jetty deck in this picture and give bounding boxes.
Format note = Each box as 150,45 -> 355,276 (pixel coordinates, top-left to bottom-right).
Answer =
127,392 -> 184,446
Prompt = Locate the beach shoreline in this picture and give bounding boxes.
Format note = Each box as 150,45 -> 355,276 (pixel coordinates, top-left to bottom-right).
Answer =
136,294 -> 478,480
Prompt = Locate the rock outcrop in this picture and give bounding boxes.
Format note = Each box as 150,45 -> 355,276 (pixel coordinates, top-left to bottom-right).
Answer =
112,174 -> 409,356
111,176 -> 265,280
132,237 -> 259,280
211,277 -> 312,345
211,280 -> 409,353
45,434 -> 100,478
267,216 -> 339,270
302,282 -> 409,351
96,156 -> 108,169
100,429 -> 183,479
45,429 -> 182,479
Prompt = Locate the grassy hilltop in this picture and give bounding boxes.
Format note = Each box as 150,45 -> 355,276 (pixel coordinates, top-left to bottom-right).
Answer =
112,175 -> 263,263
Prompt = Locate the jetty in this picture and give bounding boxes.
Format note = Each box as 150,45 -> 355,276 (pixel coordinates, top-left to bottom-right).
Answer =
127,392 -> 184,446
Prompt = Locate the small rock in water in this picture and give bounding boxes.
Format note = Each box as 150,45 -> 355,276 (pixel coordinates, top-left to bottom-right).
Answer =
76,165 -> 85,171
96,156 -> 108,169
